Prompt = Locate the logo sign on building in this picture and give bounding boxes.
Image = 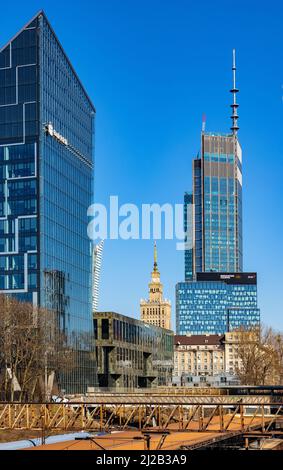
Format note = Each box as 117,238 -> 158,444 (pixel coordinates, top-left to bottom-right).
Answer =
45,123 -> 68,146
196,272 -> 257,285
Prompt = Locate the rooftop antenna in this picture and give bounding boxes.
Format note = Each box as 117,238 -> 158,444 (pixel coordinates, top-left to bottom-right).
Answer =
153,241 -> 158,272
230,49 -> 239,135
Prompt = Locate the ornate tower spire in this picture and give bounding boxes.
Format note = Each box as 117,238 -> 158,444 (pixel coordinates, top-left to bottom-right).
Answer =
230,49 -> 239,135
140,242 -> 171,330
153,241 -> 158,272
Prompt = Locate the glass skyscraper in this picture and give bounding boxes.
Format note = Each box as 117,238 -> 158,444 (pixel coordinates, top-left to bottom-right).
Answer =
185,133 -> 243,279
0,11 -> 96,393
178,51 -> 260,335
176,273 -> 260,335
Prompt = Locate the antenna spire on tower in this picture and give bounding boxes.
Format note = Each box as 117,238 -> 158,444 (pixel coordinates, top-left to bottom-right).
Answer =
153,241 -> 158,272
230,49 -> 239,135
202,113 -> 206,133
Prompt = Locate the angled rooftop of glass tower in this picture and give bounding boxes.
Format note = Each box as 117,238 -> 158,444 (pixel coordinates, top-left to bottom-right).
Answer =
0,11 -> 97,393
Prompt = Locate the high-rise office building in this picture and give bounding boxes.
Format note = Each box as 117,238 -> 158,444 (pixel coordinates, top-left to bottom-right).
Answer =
178,51 -> 260,335
185,51 -> 242,279
0,11 -> 96,393
140,242 -> 171,330
176,273 -> 260,335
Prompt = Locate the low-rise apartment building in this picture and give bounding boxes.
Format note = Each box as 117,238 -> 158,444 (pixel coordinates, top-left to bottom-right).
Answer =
173,334 -> 242,386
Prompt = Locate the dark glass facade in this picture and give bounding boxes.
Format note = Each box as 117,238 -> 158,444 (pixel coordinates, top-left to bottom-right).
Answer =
176,273 -> 260,335
184,192 -> 193,281
0,12 -> 96,393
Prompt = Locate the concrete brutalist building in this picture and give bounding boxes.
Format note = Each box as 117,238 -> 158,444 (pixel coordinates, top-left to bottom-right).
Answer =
94,311 -> 174,389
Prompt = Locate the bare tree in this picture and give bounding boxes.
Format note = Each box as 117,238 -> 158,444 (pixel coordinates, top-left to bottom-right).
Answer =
235,325 -> 283,386
267,330 -> 283,384
0,294 -> 74,402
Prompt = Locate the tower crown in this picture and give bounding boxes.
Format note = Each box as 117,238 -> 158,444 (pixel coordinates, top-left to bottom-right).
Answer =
140,243 -> 171,330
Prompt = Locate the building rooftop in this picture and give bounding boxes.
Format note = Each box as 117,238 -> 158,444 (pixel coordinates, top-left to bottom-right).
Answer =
0,10 -> 95,111
174,334 -> 224,346
203,132 -> 233,137
95,311 -> 173,334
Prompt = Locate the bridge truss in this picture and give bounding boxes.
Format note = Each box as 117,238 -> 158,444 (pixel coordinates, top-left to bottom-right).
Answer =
0,396 -> 282,433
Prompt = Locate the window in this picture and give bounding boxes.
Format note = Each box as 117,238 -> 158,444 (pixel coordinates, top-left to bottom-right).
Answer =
101,319 -> 109,340
93,319 -> 97,339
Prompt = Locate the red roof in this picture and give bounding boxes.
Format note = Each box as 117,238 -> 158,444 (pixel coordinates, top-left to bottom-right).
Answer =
174,334 -> 224,346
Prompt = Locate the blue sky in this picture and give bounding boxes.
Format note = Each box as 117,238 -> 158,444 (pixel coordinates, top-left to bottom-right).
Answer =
1,0 -> 283,330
